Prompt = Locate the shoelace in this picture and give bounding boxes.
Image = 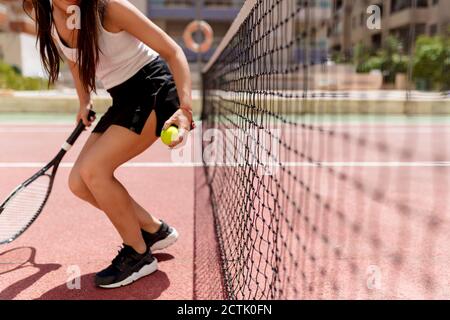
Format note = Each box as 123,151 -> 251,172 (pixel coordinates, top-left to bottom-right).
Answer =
111,245 -> 133,267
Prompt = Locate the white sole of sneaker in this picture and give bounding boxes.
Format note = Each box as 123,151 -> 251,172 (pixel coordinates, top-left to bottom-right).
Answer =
99,259 -> 158,289
151,228 -> 179,251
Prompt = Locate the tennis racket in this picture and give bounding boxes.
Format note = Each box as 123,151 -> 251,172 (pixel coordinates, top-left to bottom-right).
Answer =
0,110 -> 96,245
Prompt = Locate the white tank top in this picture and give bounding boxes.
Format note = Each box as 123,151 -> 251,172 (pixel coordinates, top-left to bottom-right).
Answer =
52,21 -> 159,90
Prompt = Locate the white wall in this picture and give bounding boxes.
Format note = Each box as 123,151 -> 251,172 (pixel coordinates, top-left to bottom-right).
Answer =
129,0 -> 147,14
19,33 -> 45,78
0,32 -> 45,78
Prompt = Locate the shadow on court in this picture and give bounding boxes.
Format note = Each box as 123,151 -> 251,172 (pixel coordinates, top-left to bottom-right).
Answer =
0,120 -> 196,299
36,253 -> 174,300
0,247 -> 61,300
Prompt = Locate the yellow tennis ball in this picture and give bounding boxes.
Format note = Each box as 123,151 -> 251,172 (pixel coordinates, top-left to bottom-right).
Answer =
161,126 -> 179,146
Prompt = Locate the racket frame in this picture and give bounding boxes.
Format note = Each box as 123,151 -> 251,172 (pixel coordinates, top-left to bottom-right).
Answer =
0,111 -> 95,245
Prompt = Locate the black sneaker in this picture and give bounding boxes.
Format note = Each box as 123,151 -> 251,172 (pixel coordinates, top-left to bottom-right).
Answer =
142,220 -> 179,251
95,245 -> 158,289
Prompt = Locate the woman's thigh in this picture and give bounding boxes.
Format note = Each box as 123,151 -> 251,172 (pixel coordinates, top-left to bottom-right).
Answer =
79,110 -> 159,175
69,132 -> 102,187
74,132 -> 102,168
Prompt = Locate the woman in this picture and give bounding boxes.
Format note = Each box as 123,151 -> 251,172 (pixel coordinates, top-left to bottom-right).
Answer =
23,0 -> 194,288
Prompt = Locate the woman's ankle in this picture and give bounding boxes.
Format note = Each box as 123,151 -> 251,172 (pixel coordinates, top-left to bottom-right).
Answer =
142,220 -> 162,234
131,242 -> 147,255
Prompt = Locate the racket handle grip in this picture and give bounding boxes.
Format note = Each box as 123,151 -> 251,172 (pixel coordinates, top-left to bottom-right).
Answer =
66,110 -> 96,146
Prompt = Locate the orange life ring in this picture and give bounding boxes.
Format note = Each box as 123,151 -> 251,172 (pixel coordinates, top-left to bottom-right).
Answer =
183,20 -> 214,54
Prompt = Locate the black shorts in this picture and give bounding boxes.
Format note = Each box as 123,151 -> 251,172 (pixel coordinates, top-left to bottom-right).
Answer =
93,56 -> 180,137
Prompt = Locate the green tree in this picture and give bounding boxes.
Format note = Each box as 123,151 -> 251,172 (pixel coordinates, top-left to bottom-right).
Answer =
354,43 -> 371,72
413,35 -> 450,91
0,60 -> 49,90
354,37 -> 409,83
378,36 -> 408,83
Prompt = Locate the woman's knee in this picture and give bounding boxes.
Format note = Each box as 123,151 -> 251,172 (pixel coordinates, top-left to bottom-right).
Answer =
78,160 -> 113,188
68,168 -> 89,198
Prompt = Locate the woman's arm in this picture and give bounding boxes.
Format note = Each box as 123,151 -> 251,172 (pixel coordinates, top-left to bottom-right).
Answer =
105,0 -> 194,145
67,59 -> 96,126
106,1 -> 192,111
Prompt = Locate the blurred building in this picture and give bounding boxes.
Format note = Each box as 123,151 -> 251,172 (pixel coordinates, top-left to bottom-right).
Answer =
0,0 -> 42,77
0,0 -> 449,80
143,0 -> 244,63
128,0 -> 245,88
0,0 -> 244,86
327,0 -> 450,57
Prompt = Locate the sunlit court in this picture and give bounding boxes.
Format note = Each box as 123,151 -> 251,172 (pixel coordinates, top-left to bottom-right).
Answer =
0,116 -> 195,299
1,0 -> 450,302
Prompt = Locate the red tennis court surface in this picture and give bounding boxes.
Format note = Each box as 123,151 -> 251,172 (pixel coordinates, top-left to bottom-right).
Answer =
0,121 -> 222,300
1,118 -> 450,300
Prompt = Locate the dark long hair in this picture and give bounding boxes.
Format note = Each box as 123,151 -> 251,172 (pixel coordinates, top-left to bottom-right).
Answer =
24,0 -> 106,92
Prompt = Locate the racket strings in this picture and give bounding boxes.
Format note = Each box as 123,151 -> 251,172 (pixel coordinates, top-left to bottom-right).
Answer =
0,176 -> 51,242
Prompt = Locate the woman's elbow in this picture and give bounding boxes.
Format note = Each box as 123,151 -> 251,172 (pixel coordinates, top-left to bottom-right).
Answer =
161,44 -> 184,62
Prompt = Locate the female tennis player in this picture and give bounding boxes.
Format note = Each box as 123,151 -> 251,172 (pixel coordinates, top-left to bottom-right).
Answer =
23,0 -> 194,288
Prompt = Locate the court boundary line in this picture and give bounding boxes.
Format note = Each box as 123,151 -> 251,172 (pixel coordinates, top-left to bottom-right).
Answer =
1,162 -> 450,168
2,128 -> 450,134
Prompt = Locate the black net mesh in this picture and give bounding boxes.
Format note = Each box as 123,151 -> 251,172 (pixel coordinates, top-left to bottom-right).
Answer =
201,0 -> 450,299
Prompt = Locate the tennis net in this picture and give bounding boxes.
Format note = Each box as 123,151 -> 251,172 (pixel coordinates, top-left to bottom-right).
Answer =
201,0 -> 450,299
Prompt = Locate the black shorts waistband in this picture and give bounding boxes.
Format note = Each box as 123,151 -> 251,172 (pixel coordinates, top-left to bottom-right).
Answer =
106,56 -> 166,99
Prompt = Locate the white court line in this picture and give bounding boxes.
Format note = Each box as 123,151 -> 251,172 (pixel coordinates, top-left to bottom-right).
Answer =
0,129 -> 73,133
0,162 -> 450,168
0,123 -> 75,127
1,128 -> 450,134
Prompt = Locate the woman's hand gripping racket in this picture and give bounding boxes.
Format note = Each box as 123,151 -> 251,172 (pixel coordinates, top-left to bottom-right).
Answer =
0,110 -> 96,245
